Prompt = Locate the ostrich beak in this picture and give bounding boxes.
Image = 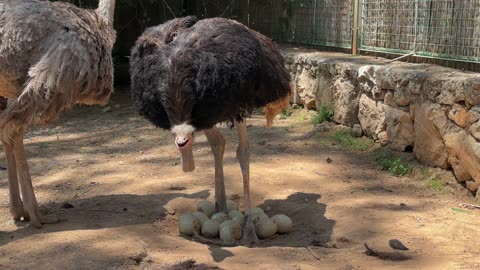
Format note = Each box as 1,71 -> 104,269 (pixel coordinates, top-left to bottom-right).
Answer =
175,135 -> 195,172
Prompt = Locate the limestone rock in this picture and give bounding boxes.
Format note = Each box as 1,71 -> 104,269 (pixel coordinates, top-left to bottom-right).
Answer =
314,69 -> 334,109
467,106 -> 480,126
448,155 -> 472,183
463,77 -> 480,106
448,103 -> 469,128
332,79 -> 360,126
466,181 -> 479,193
352,124 -> 363,137
377,131 -> 388,146
384,91 -> 395,106
469,121 -> 480,141
385,107 -> 414,151
358,94 -> 386,139
393,90 -> 410,107
413,103 -> 449,168
295,68 -> 317,109
444,129 -> 480,192
357,65 -> 384,100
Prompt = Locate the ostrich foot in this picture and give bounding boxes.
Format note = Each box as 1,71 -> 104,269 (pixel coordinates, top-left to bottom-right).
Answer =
241,215 -> 259,245
26,212 -> 60,228
11,206 -> 28,221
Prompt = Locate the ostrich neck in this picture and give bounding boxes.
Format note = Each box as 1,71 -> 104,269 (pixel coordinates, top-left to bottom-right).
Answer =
96,0 -> 116,26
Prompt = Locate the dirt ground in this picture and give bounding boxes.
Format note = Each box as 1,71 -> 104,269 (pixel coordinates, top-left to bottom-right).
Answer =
0,91 -> 479,270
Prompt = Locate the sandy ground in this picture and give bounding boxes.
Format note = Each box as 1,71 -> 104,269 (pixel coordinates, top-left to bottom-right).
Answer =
0,92 -> 479,270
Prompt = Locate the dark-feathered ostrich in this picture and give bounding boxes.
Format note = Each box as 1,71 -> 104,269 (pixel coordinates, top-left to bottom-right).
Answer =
0,0 -> 116,227
130,16 -> 291,244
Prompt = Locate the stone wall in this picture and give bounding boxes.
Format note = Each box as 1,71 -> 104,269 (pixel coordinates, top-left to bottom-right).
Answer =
282,47 -> 480,196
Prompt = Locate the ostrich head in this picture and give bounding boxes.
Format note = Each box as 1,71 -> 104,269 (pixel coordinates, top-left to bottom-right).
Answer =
171,123 -> 196,172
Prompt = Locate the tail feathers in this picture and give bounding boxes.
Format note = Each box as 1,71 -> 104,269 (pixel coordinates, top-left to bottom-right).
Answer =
264,93 -> 292,128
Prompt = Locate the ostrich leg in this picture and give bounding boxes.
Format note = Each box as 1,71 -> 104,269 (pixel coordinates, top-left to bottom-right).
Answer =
12,128 -> 59,228
1,136 -> 27,221
235,120 -> 259,245
204,127 -> 227,213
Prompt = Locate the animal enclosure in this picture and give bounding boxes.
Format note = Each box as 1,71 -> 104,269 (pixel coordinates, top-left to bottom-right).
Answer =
361,0 -> 480,63
61,0 -> 480,72
1,1 -> 480,269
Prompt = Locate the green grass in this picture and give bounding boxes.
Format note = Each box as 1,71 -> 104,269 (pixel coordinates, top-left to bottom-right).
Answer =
38,142 -> 50,149
425,177 -> 445,191
311,104 -> 334,125
451,208 -> 468,213
279,109 -> 293,119
296,110 -> 308,121
375,152 -> 412,177
331,130 -> 375,151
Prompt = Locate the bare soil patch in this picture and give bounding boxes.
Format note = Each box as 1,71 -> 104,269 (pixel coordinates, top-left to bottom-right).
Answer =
1,92 -> 479,270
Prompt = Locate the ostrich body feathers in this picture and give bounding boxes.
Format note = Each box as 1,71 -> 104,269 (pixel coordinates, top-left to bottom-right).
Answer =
130,16 -> 291,131
0,0 -> 116,127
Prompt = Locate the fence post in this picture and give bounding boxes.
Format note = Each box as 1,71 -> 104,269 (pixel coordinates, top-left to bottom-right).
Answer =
352,0 -> 360,55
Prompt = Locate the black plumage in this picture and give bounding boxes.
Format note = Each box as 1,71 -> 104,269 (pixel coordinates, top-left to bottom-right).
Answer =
130,16 -> 291,131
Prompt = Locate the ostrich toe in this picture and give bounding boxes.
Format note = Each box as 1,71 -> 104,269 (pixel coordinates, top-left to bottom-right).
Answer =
241,214 -> 259,245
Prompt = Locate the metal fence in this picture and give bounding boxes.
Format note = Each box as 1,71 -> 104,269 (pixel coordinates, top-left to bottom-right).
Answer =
360,0 -> 480,63
188,0 -> 354,49
58,0 -> 480,65
200,0 -> 480,64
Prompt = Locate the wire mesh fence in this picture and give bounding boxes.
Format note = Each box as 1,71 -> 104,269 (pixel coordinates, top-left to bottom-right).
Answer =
361,0 -> 480,63
193,0 -> 354,49
56,0 -> 480,66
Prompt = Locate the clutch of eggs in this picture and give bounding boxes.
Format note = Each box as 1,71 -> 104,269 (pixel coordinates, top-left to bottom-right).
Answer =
178,200 -> 293,243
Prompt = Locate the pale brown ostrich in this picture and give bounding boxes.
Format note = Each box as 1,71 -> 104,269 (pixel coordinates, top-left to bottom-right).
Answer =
0,0 -> 116,228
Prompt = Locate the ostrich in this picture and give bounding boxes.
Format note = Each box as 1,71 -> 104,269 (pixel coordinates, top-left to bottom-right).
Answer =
130,16 -> 291,244
0,0 -> 116,227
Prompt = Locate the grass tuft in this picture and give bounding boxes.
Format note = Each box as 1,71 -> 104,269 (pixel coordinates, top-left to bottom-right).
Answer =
332,130 -> 375,151
425,177 -> 444,191
311,104 -> 334,125
375,152 -> 412,177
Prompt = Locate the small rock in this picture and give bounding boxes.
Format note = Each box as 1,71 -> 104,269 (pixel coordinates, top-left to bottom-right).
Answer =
102,106 -> 112,113
377,131 -> 388,146
467,107 -> 480,125
394,91 -> 411,107
389,239 -> 409,250
352,124 -> 363,137
400,203 -> 407,208
384,91 -> 395,106
448,103 -> 469,128
469,121 -> 480,141
466,180 -> 479,193
326,157 -> 333,164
